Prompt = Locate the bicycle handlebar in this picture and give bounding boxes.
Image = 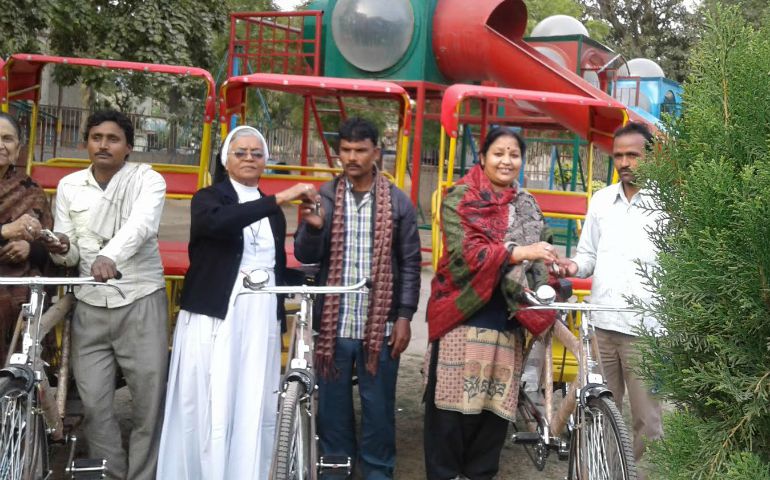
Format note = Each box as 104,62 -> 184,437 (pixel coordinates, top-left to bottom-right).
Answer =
0,276 -> 126,299
522,284 -> 641,313
524,302 -> 642,313
242,277 -> 370,296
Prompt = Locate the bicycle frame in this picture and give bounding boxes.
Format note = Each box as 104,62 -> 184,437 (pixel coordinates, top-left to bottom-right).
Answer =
0,276 -> 123,480
240,276 -> 368,480
514,299 -> 640,476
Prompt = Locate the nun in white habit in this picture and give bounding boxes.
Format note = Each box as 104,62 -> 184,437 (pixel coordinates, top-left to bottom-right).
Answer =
157,126 -> 319,479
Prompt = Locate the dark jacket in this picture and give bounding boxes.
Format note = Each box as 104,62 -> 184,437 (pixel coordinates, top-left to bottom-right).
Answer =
294,176 -> 422,330
180,179 -> 291,323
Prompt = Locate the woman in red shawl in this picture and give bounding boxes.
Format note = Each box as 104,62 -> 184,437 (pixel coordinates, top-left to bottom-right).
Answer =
0,112 -> 52,361
423,126 -> 559,479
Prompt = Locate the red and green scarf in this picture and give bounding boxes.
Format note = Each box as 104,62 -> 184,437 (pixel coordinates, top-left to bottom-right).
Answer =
427,164 -> 554,341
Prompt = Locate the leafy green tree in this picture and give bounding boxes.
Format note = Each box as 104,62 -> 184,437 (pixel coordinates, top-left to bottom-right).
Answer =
48,1 -> 227,112
0,0 -> 50,57
635,5 -> 770,478
700,0 -> 770,29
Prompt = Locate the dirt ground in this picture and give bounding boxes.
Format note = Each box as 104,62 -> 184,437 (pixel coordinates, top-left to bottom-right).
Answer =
48,199 -> 568,479
393,352 -> 568,479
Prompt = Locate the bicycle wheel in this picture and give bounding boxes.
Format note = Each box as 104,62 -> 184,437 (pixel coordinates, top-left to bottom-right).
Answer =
0,377 -> 48,480
570,396 -> 637,480
272,380 -> 314,480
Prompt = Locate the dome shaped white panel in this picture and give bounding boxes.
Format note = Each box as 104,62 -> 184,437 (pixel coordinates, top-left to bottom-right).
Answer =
626,58 -> 665,78
531,15 -> 589,37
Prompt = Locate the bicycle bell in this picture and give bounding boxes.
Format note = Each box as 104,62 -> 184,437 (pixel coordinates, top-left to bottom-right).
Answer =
534,284 -> 557,304
243,269 -> 270,289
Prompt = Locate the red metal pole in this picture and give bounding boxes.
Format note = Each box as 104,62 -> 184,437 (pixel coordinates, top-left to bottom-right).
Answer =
409,83 -> 426,205
313,12 -> 322,75
480,98 -> 488,148
301,96 -> 310,167
228,15 -> 237,77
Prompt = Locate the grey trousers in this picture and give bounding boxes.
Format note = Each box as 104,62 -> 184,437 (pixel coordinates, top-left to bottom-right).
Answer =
71,289 -> 168,480
595,328 -> 663,480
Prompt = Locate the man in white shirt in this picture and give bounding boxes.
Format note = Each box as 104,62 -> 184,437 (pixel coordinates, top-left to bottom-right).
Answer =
46,110 -> 167,480
559,122 -> 664,477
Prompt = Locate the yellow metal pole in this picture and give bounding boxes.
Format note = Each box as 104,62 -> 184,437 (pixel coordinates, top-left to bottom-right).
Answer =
433,126 -> 449,270
198,122 -> 212,188
432,189 -> 441,270
587,142 -> 594,199
393,98 -> 410,191
437,126 -> 446,189
446,136 -> 457,189
1,63 -> 8,113
26,103 -> 39,175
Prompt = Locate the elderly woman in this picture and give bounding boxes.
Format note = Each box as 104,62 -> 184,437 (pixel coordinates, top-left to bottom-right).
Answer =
0,112 -> 51,361
423,126 -> 559,479
157,126 -> 318,479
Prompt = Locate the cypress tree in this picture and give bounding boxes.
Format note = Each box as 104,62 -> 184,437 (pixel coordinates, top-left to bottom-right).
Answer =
635,5 -> 770,479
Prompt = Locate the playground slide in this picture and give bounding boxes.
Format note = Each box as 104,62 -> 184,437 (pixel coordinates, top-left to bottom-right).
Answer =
433,0 -> 654,152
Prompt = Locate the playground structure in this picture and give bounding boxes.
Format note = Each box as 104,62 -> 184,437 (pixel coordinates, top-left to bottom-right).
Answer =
1,54 -> 216,197
0,0 -> 683,369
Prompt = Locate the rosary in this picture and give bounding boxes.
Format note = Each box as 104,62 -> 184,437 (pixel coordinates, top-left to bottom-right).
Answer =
248,220 -> 263,247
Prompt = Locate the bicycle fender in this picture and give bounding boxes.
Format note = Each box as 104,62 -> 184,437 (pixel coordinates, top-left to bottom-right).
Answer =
0,364 -> 35,391
282,368 -> 316,395
580,383 -> 612,404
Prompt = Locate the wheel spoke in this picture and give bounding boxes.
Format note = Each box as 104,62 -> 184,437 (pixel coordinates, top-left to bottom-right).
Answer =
0,390 -> 28,480
575,397 -> 637,480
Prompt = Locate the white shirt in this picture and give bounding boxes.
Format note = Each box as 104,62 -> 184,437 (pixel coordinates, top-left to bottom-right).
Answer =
226,179 -> 277,313
230,178 -> 275,271
50,165 -> 166,307
572,182 -> 664,335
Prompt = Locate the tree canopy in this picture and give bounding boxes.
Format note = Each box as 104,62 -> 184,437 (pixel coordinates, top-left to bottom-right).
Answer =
0,0 -> 50,58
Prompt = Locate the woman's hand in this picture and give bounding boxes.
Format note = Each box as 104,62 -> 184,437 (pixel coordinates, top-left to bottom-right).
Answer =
0,240 -> 31,264
1,214 -> 42,242
512,241 -> 558,264
275,183 -> 318,206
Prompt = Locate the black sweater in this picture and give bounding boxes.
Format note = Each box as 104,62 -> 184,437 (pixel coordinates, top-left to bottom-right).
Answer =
293,176 -> 422,330
179,179 -> 290,322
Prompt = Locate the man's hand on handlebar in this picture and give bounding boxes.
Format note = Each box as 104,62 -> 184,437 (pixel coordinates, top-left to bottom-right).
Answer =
91,255 -> 120,282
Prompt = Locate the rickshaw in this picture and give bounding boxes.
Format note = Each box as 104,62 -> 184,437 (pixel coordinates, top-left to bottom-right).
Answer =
434,83 -> 638,477
218,72 -> 412,479
1,53 -> 218,321
219,72 -> 412,195
433,83 -> 629,381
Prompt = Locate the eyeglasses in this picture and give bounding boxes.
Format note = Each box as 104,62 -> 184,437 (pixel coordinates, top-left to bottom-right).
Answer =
231,150 -> 265,160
